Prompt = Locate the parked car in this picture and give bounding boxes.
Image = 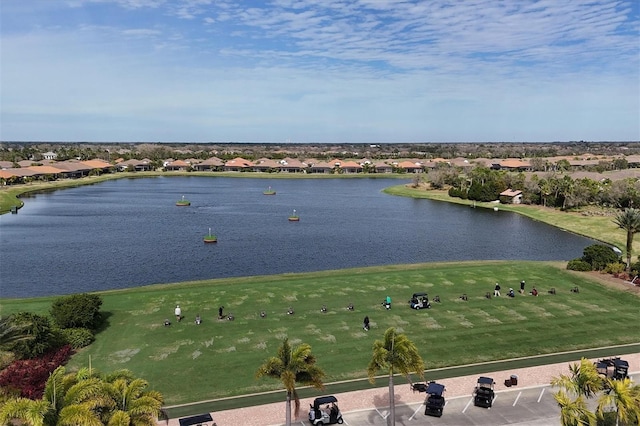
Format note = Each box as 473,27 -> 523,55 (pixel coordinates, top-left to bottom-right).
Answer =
309,395 -> 344,425
424,381 -> 446,417
473,376 -> 495,408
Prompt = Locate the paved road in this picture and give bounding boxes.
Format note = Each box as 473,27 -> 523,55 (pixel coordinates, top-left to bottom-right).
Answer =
275,373 -> 637,426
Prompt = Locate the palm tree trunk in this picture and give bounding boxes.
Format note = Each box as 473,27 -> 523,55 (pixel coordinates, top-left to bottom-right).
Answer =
626,230 -> 633,272
286,391 -> 292,426
388,373 -> 395,426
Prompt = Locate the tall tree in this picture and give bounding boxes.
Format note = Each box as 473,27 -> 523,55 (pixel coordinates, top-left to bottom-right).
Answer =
551,358 -> 603,426
0,398 -> 50,426
551,358 -> 602,398
0,366 -> 163,426
0,314 -> 31,352
101,370 -> 164,426
256,338 -> 325,426
553,390 -> 596,426
597,378 -> 640,426
613,208 -> 640,272
367,328 -> 425,426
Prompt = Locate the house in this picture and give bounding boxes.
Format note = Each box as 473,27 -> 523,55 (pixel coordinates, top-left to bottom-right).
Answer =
164,160 -> 190,171
397,160 -> 424,173
338,160 -> 363,174
500,189 -> 523,204
223,157 -> 253,172
253,158 -> 280,172
192,157 -> 224,171
307,161 -> 334,174
276,158 -> 306,173
42,151 -> 58,160
116,159 -> 153,172
373,162 -> 393,173
492,159 -> 531,171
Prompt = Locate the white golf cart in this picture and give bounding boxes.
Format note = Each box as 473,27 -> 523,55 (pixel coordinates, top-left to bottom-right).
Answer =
308,395 -> 344,425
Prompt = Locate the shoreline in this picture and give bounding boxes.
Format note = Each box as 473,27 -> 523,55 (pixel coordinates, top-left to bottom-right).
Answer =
1,172 -> 627,252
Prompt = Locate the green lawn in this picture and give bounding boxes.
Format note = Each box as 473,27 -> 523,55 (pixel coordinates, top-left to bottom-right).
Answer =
2,261 -> 637,406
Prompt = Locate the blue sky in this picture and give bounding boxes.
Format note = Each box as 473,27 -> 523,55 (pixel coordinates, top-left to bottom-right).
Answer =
1,0 -> 639,143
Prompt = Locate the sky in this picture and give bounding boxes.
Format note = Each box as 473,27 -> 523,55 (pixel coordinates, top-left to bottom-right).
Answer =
1,0 -> 639,143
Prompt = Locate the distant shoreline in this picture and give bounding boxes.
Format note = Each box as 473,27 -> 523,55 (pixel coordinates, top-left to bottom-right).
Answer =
1,171 -> 629,254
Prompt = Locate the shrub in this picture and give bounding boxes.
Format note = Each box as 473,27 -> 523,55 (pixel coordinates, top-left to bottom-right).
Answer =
567,259 -> 592,271
60,327 -> 95,349
603,262 -> 626,274
448,187 -> 468,199
50,293 -> 103,330
0,345 -> 72,399
581,244 -> 619,271
8,313 -> 61,360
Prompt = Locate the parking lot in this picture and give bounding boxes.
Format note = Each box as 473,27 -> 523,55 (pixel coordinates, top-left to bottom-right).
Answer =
327,384 -> 562,426
271,372 -> 637,426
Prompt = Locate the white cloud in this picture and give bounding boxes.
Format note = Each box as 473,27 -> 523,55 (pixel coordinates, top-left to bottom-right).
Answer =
1,0 -> 638,142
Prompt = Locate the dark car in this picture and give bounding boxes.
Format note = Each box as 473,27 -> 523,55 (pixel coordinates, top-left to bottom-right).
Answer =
474,376 -> 495,408
309,395 -> 344,425
424,381 -> 446,417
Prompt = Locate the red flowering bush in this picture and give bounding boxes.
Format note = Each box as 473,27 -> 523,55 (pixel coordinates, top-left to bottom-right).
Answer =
0,345 -> 73,399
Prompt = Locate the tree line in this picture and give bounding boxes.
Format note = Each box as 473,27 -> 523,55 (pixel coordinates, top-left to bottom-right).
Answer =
426,166 -> 640,210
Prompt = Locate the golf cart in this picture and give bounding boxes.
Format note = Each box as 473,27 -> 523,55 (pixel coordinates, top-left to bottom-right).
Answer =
595,357 -> 629,380
473,376 -> 495,408
409,292 -> 431,309
178,413 -> 216,426
309,395 -> 343,425
423,381 -> 446,417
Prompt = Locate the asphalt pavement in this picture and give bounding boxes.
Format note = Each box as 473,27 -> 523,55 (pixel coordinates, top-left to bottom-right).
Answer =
275,372 -> 637,426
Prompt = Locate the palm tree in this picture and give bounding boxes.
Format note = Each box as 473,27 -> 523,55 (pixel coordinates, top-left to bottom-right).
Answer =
0,398 -> 50,426
0,366 -> 163,426
597,378 -> 640,426
554,390 -> 596,426
613,208 -> 640,272
256,338 -> 325,426
551,358 -> 603,398
0,314 -> 30,352
551,358 -> 603,426
367,327 -> 425,426
102,370 -> 164,426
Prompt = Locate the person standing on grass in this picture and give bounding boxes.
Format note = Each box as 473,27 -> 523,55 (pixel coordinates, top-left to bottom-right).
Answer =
494,283 -> 501,297
520,280 -> 526,294
363,316 -> 370,331
174,305 -> 182,322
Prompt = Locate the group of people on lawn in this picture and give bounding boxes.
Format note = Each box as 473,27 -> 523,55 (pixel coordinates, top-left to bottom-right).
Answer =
494,281 -> 538,298
163,282 -> 541,330
164,304 -> 232,326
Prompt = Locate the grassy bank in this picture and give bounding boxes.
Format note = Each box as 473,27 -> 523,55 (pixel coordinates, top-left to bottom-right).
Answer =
2,261 -> 637,406
384,185 -> 630,255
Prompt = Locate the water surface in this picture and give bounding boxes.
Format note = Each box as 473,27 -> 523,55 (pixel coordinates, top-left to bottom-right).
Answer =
0,177 -> 595,298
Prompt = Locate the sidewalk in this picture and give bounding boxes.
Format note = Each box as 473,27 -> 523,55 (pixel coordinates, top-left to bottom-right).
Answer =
162,352 -> 639,426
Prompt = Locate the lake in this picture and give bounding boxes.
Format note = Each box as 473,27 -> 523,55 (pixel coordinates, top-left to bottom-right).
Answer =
0,176 -> 596,298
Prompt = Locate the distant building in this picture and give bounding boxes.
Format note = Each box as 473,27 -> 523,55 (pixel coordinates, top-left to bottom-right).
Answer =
500,189 -> 523,204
